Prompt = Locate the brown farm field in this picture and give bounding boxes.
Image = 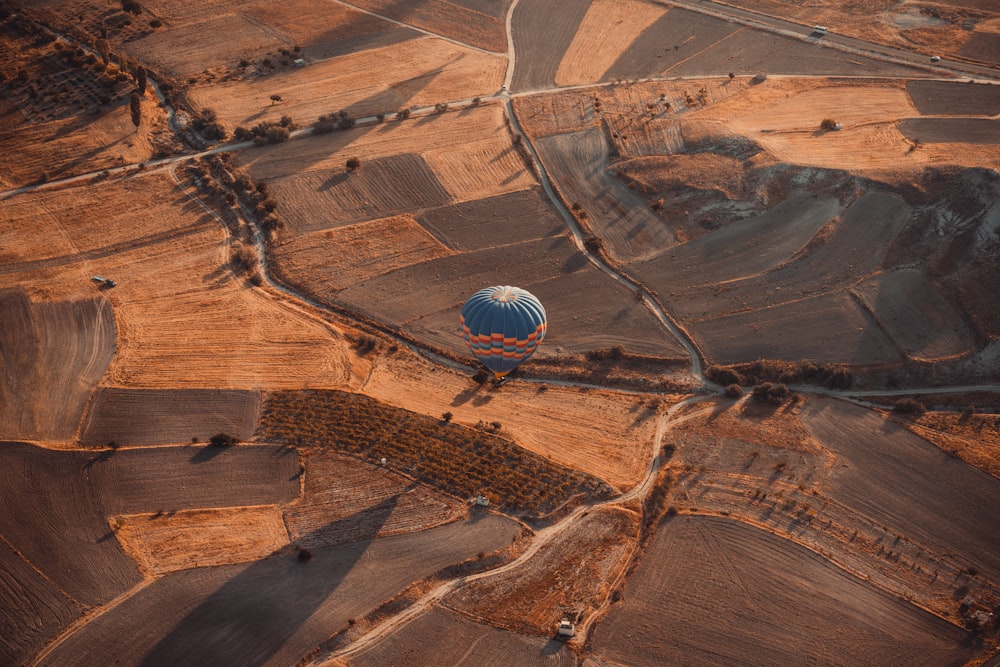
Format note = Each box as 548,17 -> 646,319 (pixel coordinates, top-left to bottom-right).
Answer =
591,515 -> 978,666
2,1 -> 1000,665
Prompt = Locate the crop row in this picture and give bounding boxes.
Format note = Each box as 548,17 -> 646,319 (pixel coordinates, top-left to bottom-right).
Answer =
256,390 -> 614,516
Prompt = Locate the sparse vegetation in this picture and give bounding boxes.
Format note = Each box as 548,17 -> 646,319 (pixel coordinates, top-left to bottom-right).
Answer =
256,390 -> 614,515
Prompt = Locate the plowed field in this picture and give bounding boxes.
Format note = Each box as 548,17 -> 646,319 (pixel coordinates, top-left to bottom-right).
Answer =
590,515 -> 976,666
0,538 -> 82,667
39,515 -> 520,667
284,451 -> 465,547
78,388 -> 261,447
0,443 -> 142,607
346,0 -> 508,52
90,444 -> 299,515
348,606 -> 577,666
856,268 -> 975,360
0,289 -> 115,442
188,37 -> 505,131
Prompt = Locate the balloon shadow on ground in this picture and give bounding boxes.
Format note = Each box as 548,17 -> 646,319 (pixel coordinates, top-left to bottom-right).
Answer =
139,493 -> 403,667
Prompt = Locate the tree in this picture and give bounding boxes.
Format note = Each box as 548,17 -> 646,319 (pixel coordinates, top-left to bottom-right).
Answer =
346,157 -> 361,172
820,118 -> 839,131
728,72 -> 736,80
136,66 -> 147,94
270,94 -> 282,105
129,91 -> 141,127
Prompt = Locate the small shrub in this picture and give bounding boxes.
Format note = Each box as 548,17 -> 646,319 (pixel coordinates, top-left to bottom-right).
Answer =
892,398 -> 925,415
209,433 -> 237,447
724,383 -> 743,398
346,157 -> 361,171
297,548 -> 312,563
751,382 -> 790,405
706,365 -> 743,386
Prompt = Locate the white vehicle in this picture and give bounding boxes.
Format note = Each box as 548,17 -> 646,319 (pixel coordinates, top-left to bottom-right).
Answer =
930,55 -> 941,62
812,25 -> 827,35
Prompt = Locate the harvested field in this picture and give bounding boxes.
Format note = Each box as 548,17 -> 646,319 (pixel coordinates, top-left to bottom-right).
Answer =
445,506 -> 639,635
240,104 -> 512,181
856,268 -> 975,360
709,82 -> 924,171
669,24 -> 930,79
692,292 -> 900,364
898,117 -> 1000,144
114,506 -> 290,576
127,13 -> 289,78
0,538 -> 82,667
509,0 -> 591,92
511,91 -> 596,139
78,388 -> 261,448
590,515 -> 976,666
255,390 -> 615,516
38,514 -> 520,667
188,37 -> 506,131
959,32 -> 1000,64
0,172 -> 357,390
236,1 -> 416,62
361,358 -> 664,490
270,154 -> 452,233
273,215 -> 454,290
89,444 -> 300,515
906,81 -> 1000,116
800,399 -> 1000,586
0,442 -> 141,606
423,137 -> 536,202
555,0 -> 667,86
603,8 -> 740,82
348,606 -> 576,666
284,450 -> 466,547
0,289 -> 116,443
346,0 -> 508,52
534,128 -> 676,262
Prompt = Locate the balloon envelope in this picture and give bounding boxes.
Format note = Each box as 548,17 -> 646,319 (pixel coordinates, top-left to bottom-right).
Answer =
460,286 -> 546,378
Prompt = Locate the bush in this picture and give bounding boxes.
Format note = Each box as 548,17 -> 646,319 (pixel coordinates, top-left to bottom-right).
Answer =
584,236 -> 604,254
706,365 -> 743,386
751,382 -> 790,405
209,433 -> 237,447
820,118 -> 839,131
346,157 -> 361,171
892,398 -> 926,415
724,383 -> 743,398
231,244 -> 255,274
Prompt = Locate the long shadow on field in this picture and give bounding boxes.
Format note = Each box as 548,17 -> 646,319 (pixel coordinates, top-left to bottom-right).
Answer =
139,493 -> 403,667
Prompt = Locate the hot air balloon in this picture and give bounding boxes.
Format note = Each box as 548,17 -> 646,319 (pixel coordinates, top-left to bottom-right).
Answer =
460,285 -> 546,381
